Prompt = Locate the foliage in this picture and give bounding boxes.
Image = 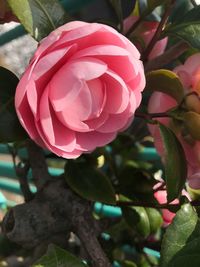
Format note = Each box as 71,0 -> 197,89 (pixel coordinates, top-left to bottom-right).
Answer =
1,0 -> 200,267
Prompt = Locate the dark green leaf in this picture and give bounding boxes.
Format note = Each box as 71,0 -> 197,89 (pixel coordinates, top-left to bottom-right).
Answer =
146,69 -> 184,103
33,244 -> 86,267
120,260 -> 137,267
65,161 -> 116,204
160,203 -> 200,267
118,162 -> 156,202
165,6 -> 200,50
166,23 -> 200,50
8,0 -> 70,41
169,0 -> 193,23
0,67 -> 26,142
145,208 -> 163,234
109,0 -> 123,23
122,206 -> 151,238
159,123 -> 187,202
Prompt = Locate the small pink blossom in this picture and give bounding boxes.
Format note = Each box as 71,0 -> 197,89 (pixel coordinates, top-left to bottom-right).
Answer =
15,21 -> 145,159
148,53 -> 200,179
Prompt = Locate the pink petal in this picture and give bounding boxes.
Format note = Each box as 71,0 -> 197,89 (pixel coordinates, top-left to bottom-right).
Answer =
49,57 -> 107,112
55,82 -> 93,132
86,78 -> 105,119
76,131 -> 116,151
72,45 -> 139,82
15,65 -> 32,108
17,95 -> 39,141
85,112 -> 109,130
96,107 -> 131,133
102,70 -> 129,114
39,86 -> 76,152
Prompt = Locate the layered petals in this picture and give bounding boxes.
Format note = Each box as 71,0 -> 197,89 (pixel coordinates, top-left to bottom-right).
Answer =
15,21 -> 145,159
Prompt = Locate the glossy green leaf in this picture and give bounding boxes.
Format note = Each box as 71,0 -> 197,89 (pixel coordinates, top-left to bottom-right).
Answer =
159,123 -> 187,202
145,208 -> 163,234
109,0 -> 123,23
120,260 -> 137,267
0,67 -> 26,142
165,6 -> 200,49
65,161 -> 116,204
118,162 -> 156,203
8,0 -> 70,41
122,206 -> 150,238
146,69 -> 184,103
166,23 -> 200,50
33,244 -> 86,267
160,203 -> 200,267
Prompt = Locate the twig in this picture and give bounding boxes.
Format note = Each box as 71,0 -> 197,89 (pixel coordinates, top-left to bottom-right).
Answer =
116,199 -> 200,209
126,16 -> 143,37
145,41 -> 189,72
142,0 -> 176,62
116,200 -> 178,209
135,111 -> 171,120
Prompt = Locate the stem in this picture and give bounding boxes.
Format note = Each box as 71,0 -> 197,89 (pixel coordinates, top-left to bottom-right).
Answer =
116,200 -> 178,209
116,199 -> 200,209
126,16 -> 143,37
135,111 -> 171,120
145,41 -> 189,72
142,0 -> 175,62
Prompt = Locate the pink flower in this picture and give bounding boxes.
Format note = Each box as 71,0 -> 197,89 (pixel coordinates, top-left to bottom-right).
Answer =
124,16 -> 168,60
148,53 -> 200,176
15,21 -> 145,159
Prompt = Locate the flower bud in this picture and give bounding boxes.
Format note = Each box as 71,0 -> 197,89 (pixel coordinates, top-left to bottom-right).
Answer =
185,94 -> 200,113
187,173 -> 200,199
183,111 -> 200,140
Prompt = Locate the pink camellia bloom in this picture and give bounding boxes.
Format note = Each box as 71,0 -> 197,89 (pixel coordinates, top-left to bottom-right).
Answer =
148,53 -> 200,176
124,16 -> 168,60
15,21 -> 145,159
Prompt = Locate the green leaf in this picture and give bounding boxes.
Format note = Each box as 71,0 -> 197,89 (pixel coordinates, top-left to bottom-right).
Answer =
159,123 -> 187,202
160,203 -> 200,267
65,161 -> 116,204
146,69 -> 184,103
0,67 -> 27,142
145,208 -> 163,234
120,260 -> 137,267
109,0 -> 123,23
8,0 -> 70,41
165,6 -> 200,50
118,162 -> 156,201
122,206 -> 151,238
33,244 -> 86,267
